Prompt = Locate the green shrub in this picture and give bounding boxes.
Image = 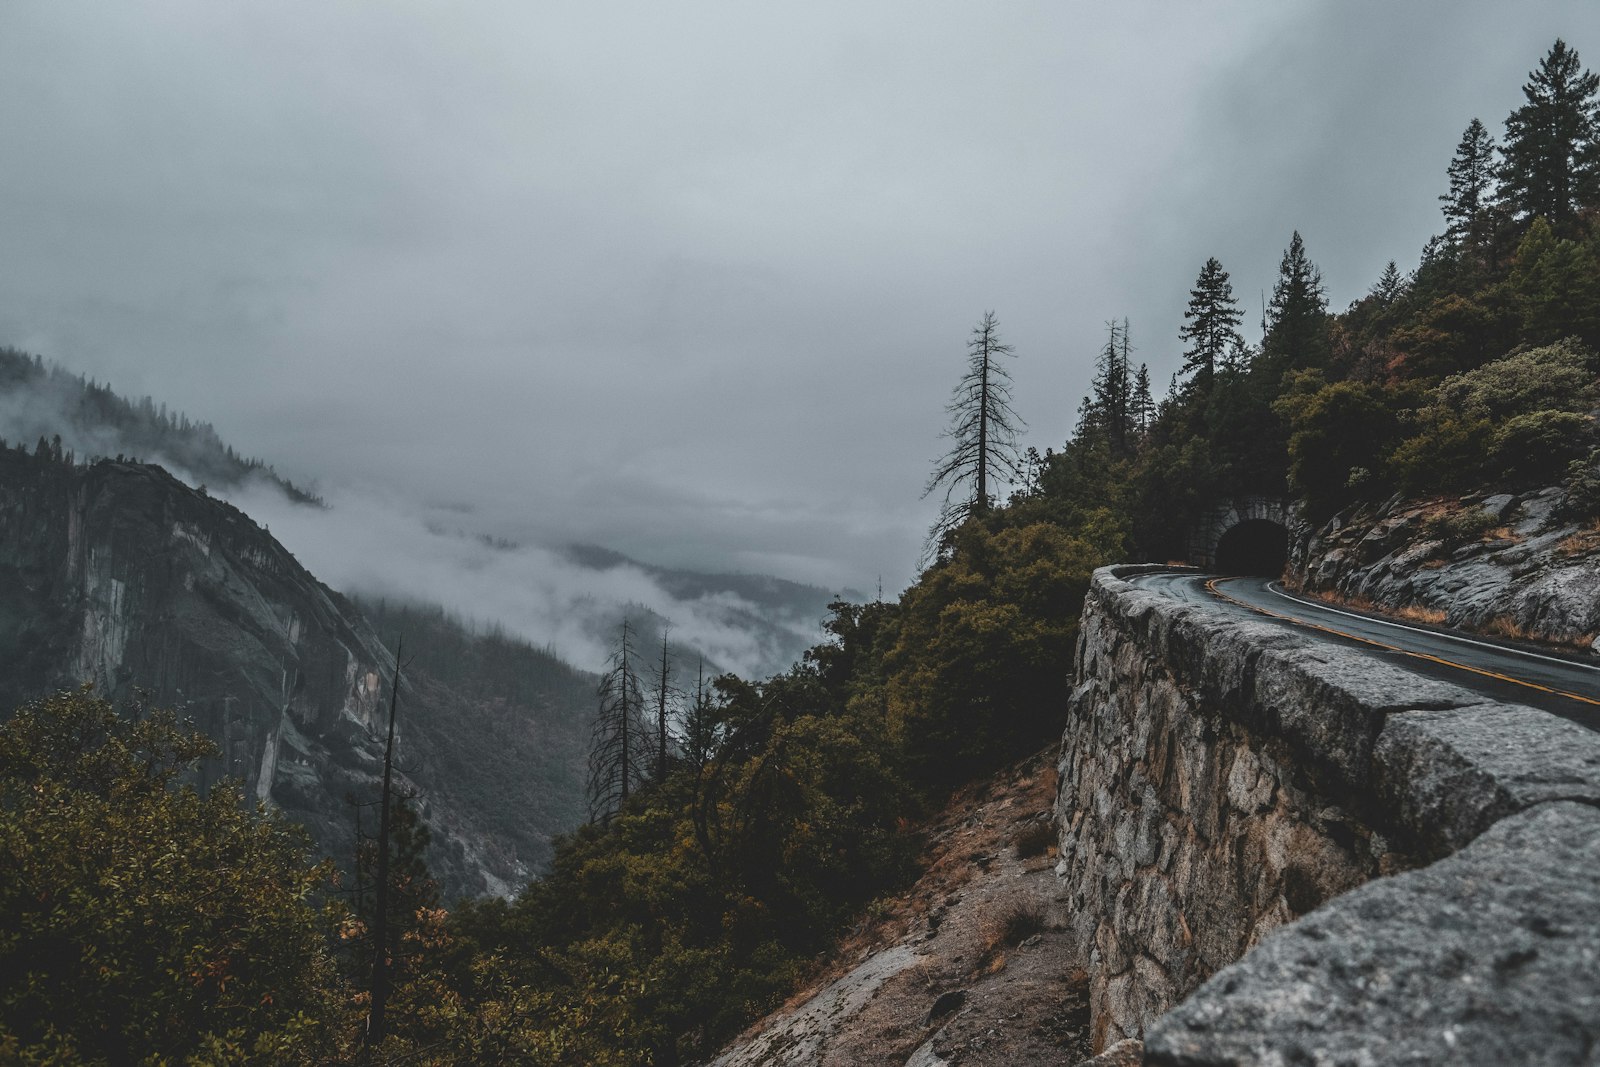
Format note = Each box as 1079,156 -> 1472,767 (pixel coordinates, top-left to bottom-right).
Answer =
0,690 -> 344,1065
1391,410 -> 1493,495
1491,410 -> 1595,484
1561,449 -> 1600,519
1422,507 -> 1497,547
1433,339 -> 1599,421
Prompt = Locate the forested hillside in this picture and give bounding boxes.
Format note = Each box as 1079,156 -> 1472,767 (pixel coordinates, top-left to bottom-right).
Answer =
0,347 -> 323,505
1,37 -> 1598,1067
1024,39 -> 1600,561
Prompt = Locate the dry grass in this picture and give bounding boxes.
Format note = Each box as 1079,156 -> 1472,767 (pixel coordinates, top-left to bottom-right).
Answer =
993,900 -> 1048,948
1555,526 -> 1600,557
1481,615 -> 1534,641
1393,603 -> 1448,625
1012,821 -> 1056,860
1305,588 -> 1447,626
1477,615 -> 1595,650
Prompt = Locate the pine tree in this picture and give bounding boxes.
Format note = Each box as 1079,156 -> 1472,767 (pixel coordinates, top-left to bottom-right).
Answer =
1221,336 -> 1253,376
1131,363 -> 1155,436
679,657 -> 721,774
1371,260 -> 1406,305
354,793 -> 438,1044
1262,232 -> 1329,375
1440,118 -> 1499,247
1500,39 -> 1600,233
1178,257 -> 1245,391
588,619 -> 646,822
1089,318 -> 1134,451
923,311 -> 1025,557
1117,318 -> 1134,443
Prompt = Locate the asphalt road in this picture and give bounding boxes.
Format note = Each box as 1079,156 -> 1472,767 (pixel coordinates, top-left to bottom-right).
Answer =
1127,571 -> 1600,732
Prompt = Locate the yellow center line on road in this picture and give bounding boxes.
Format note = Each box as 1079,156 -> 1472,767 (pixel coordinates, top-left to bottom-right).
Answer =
1202,578 -> 1600,709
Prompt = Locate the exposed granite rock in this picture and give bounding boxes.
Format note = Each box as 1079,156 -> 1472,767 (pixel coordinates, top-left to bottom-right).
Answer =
0,451 -> 590,897
1074,1038 -> 1144,1067
1289,488 -> 1600,651
708,754 -> 1092,1066
1144,802 -> 1600,1067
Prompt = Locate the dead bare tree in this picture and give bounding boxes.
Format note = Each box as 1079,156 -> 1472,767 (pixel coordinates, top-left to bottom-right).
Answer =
649,625 -> 680,782
588,619 -> 647,822
923,310 -> 1025,562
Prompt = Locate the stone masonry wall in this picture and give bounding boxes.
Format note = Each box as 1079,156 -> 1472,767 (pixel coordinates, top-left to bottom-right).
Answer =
1056,565 -> 1600,1062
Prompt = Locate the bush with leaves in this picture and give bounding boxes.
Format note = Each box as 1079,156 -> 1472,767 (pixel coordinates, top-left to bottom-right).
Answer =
885,521 -> 1106,792
1391,341 -> 1600,495
1432,339 -> 1599,419
1274,373 -> 1414,518
1491,410 -> 1596,483
0,689 -> 344,1065
1561,449 -> 1600,519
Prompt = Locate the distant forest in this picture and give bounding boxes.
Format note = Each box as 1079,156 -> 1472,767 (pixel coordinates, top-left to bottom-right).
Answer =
0,346 -> 324,505
1019,36 -> 1600,560
1,38 -> 1598,1067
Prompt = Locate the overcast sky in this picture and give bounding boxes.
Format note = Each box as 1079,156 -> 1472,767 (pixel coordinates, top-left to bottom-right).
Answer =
3,1 -> 1597,596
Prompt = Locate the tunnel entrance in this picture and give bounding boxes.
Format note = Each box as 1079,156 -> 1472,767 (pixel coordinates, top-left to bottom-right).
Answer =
1214,519 -> 1289,576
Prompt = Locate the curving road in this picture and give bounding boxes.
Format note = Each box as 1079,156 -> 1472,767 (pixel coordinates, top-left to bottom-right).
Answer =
1128,571 -> 1600,732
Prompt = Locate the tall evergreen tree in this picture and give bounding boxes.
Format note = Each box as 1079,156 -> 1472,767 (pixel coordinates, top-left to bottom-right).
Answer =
679,657 -> 721,775
1179,257 -> 1245,391
1440,118 -> 1499,247
1221,336 -> 1253,376
354,792 -> 438,1048
923,311 -> 1025,556
1262,232 -> 1329,375
1371,260 -> 1406,305
1089,318 -> 1134,450
1131,363 -> 1155,436
588,619 -> 646,822
1499,39 -> 1600,233
1117,318 -> 1134,441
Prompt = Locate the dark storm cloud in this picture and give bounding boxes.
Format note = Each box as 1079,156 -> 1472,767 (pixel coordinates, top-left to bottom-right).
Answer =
2,0 -> 1595,609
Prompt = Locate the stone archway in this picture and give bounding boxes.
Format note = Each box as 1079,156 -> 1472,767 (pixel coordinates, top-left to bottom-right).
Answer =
1188,497 -> 1291,574
1214,518 -> 1289,575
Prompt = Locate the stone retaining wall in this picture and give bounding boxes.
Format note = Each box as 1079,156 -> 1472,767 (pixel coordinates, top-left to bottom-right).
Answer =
1056,565 -> 1600,1062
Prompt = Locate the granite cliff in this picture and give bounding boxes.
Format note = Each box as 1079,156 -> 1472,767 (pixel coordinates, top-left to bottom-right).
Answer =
0,444 -> 593,898
1289,486 -> 1600,653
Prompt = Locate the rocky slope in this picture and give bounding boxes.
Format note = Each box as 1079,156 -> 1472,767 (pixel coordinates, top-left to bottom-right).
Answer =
709,750 -> 1096,1067
1288,486 -> 1600,652
0,446 -> 592,898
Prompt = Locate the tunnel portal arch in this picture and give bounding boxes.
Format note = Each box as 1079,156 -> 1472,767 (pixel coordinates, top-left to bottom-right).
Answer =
1189,497 -> 1292,576
1214,518 -> 1289,576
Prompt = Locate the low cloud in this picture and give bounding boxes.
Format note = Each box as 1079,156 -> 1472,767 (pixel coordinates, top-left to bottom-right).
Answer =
220,478 -> 823,678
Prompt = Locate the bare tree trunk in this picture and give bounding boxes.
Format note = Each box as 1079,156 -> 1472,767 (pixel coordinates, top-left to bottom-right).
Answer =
364,638 -> 403,1052
655,629 -> 672,781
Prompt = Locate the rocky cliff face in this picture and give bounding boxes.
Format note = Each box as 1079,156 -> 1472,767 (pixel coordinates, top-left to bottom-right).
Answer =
0,447 -> 591,898
1288,487 -> 1600,652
